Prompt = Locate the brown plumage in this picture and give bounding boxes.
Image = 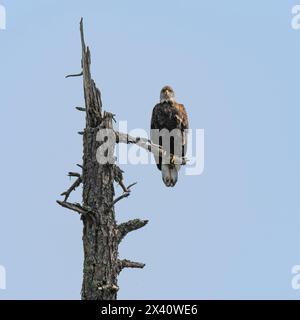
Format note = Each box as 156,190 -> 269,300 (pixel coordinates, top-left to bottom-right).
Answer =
150,86 -> 189,187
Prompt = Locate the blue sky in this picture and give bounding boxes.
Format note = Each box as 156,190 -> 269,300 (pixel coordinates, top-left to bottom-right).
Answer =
0,0 -> 300,299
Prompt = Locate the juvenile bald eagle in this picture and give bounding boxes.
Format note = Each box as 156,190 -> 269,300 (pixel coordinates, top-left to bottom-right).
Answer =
151,86 -> 189,187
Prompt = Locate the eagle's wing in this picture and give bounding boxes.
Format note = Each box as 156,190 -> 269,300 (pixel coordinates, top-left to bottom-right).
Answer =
151,105 -> 157,130
175,103 -> 189,130
150,104 -> 163,169
174,103 -> 189,157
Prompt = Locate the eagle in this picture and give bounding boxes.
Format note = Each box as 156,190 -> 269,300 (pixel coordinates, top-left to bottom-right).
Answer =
150,86 -> 189,187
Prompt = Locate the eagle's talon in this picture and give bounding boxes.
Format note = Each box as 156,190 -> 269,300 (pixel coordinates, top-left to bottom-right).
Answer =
170,154 -> 175,165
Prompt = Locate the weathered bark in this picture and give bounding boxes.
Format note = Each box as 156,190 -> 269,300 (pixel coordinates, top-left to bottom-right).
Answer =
81,126 -> 118,300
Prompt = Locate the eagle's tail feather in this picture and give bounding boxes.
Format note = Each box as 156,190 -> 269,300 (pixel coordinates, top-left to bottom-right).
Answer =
169,166 -> 179,187
161,165 -> 179,187
161,164 -> 172,187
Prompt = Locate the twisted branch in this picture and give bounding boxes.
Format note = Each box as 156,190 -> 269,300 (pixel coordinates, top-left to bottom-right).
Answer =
60,172 -> 82,202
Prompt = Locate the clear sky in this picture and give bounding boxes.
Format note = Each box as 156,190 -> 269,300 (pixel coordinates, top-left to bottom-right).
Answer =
1,0 -> 300,299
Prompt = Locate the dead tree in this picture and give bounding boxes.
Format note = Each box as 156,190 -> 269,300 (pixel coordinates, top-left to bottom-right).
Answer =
57,19 -> 185,300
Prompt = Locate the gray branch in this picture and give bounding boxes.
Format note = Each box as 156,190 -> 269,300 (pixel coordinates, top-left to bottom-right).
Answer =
56,200 -> 90,216
109,181 -> 137,208
68,172 -> 81,178
117,259 -> 145,273
65,71 -> 83,78
60,175 -> 82,202
76,107 -> 86,112
117,219 -> 149,243
112,192 -> 130,206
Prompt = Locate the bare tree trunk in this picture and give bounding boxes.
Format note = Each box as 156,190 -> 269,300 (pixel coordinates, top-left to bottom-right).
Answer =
79,18 -> 118,300
57,19 -> 147,300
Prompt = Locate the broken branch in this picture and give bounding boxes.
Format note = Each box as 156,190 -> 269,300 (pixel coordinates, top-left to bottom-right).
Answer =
117,219 -> 148,243
110,181 -> 137,208
112,192 -> 130,206
117,259 -> 145,273
65,71 -> 83,78
68,172 -> 81,178
76,107 -> 86,112
56,200 -> 90,216
61,175 -> 82,202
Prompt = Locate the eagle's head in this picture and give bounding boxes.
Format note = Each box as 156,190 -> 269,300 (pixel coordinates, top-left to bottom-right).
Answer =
160,86 -> 175,103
